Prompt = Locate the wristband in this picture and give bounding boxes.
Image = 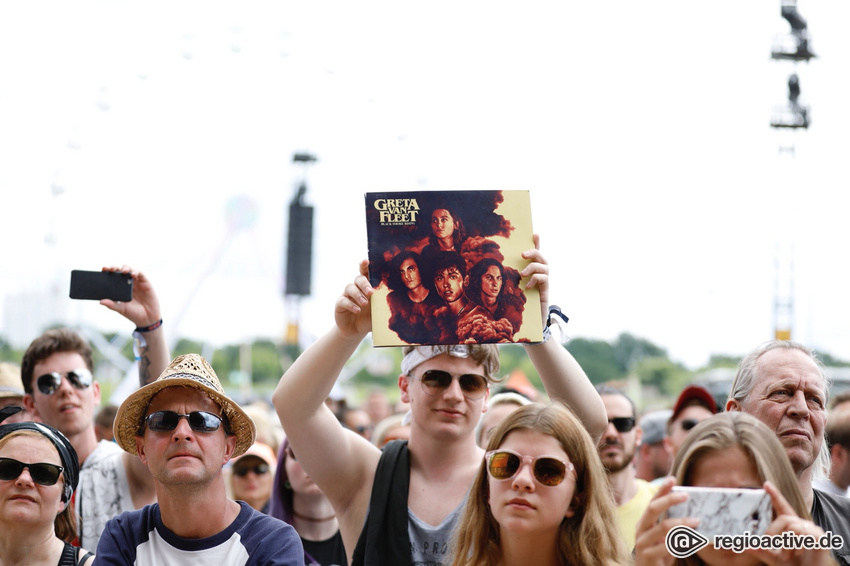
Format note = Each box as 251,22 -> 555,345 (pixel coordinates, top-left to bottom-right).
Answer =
132,319 -> 162,361
134,318 -> 163,333
542,305 -> 569,344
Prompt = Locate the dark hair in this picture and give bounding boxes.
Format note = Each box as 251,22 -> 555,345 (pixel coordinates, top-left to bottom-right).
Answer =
466,259 -> 506,305
95,404 -> 119,429
387,251 -> 431,293
21,329 -> 93,394
268,437 -> 295,524
432,251 -> 467,280
428,206 -> 467,251
826,406 -> 850,450
595,385 -> 636,419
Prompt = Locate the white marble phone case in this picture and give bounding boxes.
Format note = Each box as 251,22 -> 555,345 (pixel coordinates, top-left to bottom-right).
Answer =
666,486 -> 772,539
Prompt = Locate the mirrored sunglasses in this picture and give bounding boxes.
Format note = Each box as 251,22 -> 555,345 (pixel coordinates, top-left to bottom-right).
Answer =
608,417 -> 636,433
485,449 -> 574,487
233,462 -> 270,477
36,368 -> 93,395
415,369 -> 489,400
0,457 -> 64,486
142,410 -> 225,434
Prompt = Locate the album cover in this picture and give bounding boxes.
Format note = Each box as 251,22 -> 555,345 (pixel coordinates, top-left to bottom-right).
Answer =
365,190 -> 543,347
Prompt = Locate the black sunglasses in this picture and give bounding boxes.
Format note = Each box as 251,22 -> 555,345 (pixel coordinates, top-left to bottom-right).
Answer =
0,457 -> 64,486
608,417 -> 636,433
414,369 -> 489,400
36,368 -> 93,396
485,449 -> 575,487
680,418 -> 699,431
233,462 -> 270,477
142,410 -> 226,434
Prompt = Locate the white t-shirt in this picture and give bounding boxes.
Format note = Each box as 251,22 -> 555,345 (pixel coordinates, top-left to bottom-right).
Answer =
76,440 -> 133,551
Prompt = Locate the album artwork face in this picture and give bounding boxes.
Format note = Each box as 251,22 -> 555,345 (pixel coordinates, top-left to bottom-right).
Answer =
365,190 -> 542,347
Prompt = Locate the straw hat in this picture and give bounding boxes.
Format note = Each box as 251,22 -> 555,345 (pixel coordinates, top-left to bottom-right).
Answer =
0,362 -> 25,399
114,354 -> 256,458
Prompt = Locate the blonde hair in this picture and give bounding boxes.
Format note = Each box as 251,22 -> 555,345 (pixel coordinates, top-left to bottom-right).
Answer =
451,402 -> 630,566
671,412 -> 810,566
0,430 -> 77,542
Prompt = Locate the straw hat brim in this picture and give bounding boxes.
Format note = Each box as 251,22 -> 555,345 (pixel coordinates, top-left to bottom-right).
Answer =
113,375 -> 256,458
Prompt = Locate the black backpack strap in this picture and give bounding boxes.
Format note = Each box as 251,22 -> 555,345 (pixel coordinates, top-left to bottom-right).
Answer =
351,440 -> 410,566
76,550 -> 95,566
57,542 -> 77,566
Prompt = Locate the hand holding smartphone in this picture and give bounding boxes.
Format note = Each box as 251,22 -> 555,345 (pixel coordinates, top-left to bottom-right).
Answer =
666,486 -> 772,539
69,270 -> 134,302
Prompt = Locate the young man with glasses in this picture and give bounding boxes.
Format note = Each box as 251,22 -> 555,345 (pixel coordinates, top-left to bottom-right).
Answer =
20,266 -> 170,550
595,385 -> 655,552
663,384 -> 717,459
96,354 -> 303,565
274,239 -> 607,566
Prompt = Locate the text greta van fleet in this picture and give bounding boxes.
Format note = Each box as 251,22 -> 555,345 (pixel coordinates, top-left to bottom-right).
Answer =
374,198 -> 420,224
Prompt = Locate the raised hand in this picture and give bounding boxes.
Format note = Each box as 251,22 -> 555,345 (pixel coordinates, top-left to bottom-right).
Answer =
334,259 -> 375,338
99,265 -> 162,328
745,481 -> 832,566
634,478 -> 700,566
520,234 -> 549,323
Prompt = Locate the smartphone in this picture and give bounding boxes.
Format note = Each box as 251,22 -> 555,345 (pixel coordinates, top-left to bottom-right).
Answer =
666,486 -> 772,539
69,270 -> 133,302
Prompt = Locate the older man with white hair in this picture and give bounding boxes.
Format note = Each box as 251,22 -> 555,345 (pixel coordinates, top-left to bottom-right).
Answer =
726,340 -> 850,564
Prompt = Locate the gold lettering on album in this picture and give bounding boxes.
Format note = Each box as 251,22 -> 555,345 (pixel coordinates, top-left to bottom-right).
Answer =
374,198 -> 420,224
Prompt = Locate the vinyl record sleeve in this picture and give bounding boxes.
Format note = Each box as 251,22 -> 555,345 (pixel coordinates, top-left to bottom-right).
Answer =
365,190 -> 542,346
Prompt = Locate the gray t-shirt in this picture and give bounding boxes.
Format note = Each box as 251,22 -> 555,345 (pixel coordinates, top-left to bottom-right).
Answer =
407,497 -> 466,566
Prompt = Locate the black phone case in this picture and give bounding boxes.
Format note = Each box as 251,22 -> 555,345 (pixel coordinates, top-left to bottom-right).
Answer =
69,270 -> 133,301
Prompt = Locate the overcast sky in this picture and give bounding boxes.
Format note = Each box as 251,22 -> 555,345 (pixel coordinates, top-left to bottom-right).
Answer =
2,1 -> 848,370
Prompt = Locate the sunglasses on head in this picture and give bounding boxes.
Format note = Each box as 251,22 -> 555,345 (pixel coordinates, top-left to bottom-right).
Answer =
36,368 -> 93,396
680,418 -> 699,431
414,369 -> 489,400
0,457 -> 64,486
608,417 -> 636,433
142,410 -> 226,434
485,449 -> 574,487
233,462 -> 270,477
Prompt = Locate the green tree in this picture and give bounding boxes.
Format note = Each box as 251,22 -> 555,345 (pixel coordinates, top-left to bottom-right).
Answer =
250,340 -> 285,384
497,344 -> 543,392
612,333 -> 667,373
816,351 -> 850,367
704,354 -> 741,369
634,356 -> 692,396
173,338 -> 206,358
566,338 -> 624,384
0,336 -> 24,365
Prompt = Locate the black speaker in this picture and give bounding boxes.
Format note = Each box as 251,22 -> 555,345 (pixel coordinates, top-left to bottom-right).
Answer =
286,202 -> 313,296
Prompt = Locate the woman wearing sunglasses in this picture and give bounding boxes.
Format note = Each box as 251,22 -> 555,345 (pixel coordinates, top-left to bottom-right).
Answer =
0,406 -> 94,566
269,438 -> 348,566
633,412 -> 833,566
229,442 -> 277,514
452,402 -> 630,566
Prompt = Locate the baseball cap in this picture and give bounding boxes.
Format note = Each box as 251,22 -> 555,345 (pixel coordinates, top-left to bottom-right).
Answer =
670,385 -> 718,423
639,409 -> 674,445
